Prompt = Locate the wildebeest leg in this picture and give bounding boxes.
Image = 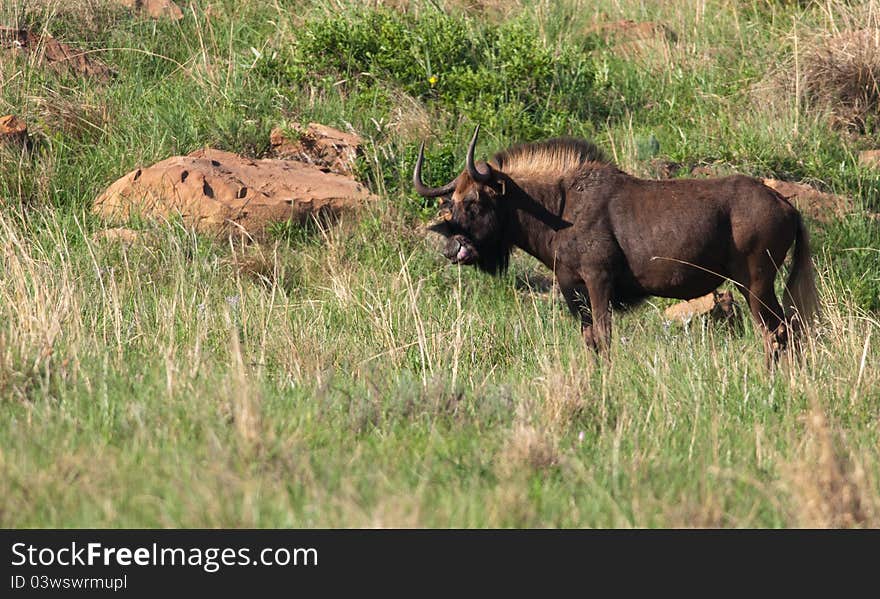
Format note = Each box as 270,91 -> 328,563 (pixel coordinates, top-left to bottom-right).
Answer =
583,271 -> 613,354
741,264 -> 787,367
560,281 -> 596,352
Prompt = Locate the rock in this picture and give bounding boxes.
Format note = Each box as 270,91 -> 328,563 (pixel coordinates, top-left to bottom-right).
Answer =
0,27 -> 113,81
269,123 -> 363,176
761,178 -> 849,223
93,148 -> 377,237
664,290 -> 741,326
649,166 -> 854,222
0,114 -> 28,149
114,0 -> 184,19
858,150 -> 880,168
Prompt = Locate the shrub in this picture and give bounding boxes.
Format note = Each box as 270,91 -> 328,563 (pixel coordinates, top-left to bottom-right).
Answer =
288,8 -> 600,143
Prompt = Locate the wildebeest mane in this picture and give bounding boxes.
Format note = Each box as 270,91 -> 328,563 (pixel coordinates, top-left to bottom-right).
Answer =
491,137 -> 611,180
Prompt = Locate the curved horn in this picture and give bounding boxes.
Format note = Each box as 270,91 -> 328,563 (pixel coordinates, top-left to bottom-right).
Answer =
413,142 -> 457,197
466,124 -> 493,183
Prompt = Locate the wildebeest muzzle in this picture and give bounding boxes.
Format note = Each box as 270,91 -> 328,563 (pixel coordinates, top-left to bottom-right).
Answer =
443,234 -> 478,265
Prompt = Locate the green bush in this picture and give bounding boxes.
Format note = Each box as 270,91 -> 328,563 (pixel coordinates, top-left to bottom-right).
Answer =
289,8 -> 600,142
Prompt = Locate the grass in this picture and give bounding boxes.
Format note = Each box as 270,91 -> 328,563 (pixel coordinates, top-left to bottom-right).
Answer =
1,0 -> 878,527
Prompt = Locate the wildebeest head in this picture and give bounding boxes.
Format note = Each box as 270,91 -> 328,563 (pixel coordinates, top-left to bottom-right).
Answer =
413,125 -> 513,273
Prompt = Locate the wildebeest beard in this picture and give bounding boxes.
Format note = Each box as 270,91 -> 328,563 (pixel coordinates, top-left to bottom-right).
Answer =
474,234 -> 512,274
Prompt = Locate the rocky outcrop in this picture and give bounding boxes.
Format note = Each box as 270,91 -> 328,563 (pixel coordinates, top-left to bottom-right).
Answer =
114,0 -> 184,20
762,178 -> 850,223
664,290 -> 741,327
269,123 -> 364,177
93,148 -> 377,237
0,114 -> 28,150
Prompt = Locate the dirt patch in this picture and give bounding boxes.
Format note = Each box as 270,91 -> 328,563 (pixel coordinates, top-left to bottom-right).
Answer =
0,27 -> 113,81
269,123 -> 363,177
93,148 -> 377,238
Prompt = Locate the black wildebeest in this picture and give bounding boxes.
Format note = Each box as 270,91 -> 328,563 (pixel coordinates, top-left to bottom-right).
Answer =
414,126 -> 818,363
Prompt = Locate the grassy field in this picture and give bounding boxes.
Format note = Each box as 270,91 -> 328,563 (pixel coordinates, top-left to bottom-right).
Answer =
1,0 -> 878,527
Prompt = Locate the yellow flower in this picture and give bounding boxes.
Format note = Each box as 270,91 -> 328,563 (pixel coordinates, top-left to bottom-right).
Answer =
428,74 -> 438,87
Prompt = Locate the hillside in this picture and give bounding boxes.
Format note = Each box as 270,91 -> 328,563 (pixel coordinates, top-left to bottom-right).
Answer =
1,0 -> 878,527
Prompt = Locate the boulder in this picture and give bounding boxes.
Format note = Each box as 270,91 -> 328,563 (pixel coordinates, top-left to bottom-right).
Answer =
664,290 -> 741,326
114,0 -> 184,19
761,178 -> 849,223
93,148 -> 377,237
858,150 -> 880,168
269,123 -> 364,177
0,114 -> 28,149
0,27 -> 113,81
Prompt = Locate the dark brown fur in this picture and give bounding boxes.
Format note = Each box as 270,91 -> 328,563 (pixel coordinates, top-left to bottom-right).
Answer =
421,135 -> 818,363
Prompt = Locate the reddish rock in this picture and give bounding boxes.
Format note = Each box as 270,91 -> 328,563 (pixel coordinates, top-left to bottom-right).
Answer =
762,178 -> 849,223
269,123 -> 363,176
858,150 -> 880,168
664,290 -> 741,326
0,114 -> 28,149
93,148 -> 377,237
115,0 -> 184,19
0,27 -> 113,81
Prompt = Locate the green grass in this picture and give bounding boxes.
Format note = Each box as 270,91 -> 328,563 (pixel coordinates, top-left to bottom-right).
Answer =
1,0 -> 878,527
